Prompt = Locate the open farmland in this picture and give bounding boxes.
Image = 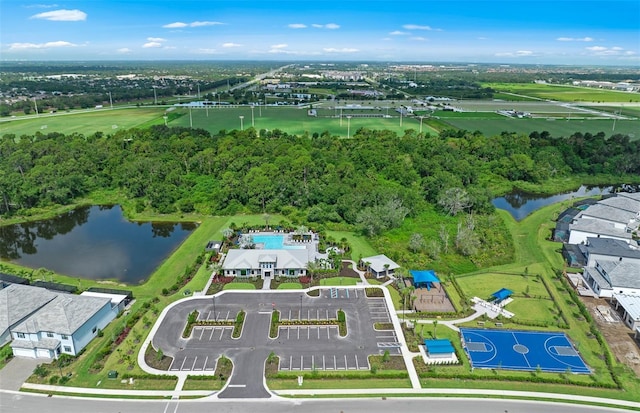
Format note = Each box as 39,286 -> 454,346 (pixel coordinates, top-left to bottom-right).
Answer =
168,106 -> 439,136
0,107 -> 167,137
483,82 -> 640,103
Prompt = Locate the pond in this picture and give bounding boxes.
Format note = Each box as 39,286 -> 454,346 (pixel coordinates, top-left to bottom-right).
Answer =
492,185 -> 615,221
0,205 -> 197,284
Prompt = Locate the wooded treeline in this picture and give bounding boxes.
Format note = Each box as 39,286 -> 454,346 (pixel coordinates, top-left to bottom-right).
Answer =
1,126 -> 638,235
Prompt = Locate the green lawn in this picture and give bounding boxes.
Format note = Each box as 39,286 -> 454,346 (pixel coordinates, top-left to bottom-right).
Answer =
325,230 -> 378,260
483,82 -> 640,103
0,107 -> 166,137
223,282 -> 256,290
441,117 -> 639,139
169,106 -> 438,137
455,272 -> 550,300
319,277 -> 359,286
277,282 -> 303,289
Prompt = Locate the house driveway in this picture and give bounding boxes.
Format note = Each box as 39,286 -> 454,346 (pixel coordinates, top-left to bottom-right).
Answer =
0,357 -> 42,391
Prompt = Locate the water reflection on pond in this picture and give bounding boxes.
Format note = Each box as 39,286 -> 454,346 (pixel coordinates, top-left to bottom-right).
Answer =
0,205 -> 196,284
492,185 -> 615,221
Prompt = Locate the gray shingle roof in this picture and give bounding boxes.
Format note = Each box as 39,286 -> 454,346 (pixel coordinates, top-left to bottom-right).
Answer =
580,204 -> 637,225
598,260 -> 640,289
222,249 -> 310,270
0,284 -> 57,337
361,254 -> 400,273
585,237 -> 640,260
12,294 -> 110,335
569,219 -> 632,239
598,196 -> 640,214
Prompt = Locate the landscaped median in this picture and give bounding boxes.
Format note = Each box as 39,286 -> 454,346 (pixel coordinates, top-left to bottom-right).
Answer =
182,310 -> 245,339
269,309 -> 347,339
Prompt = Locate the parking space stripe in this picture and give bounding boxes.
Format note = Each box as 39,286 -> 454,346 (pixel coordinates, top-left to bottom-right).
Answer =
179,358 -> 187,370
322,355 -> 325,370
218,328 -> 224,340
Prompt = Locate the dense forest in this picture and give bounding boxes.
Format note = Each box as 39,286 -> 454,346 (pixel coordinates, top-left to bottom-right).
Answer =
1,126 -> 638,225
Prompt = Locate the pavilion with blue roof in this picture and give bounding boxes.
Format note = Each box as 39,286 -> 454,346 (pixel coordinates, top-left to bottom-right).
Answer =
491,288 -> 513,303
410,270 -> 440,291
424,339 -> 455,358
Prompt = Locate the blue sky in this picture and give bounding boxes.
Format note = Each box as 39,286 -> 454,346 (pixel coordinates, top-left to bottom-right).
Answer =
1,0 -> 638,65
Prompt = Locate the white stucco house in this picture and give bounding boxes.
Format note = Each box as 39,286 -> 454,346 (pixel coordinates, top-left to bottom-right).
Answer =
222,249 -> 309,279
611,294 -> 640,331
582,260 -> 640,298
568,219 -> 633,245
0,284 -> 122,359
578,237 -> 640,268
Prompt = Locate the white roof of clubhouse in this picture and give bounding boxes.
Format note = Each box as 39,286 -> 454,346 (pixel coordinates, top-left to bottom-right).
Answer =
222,249 -> 310,269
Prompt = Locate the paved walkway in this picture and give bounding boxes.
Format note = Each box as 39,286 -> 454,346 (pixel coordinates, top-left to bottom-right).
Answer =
262,277 -> 272,290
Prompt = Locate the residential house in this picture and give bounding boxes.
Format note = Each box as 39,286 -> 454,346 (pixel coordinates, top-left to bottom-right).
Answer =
578,237 -> 640,268
582,260 -> 640,298
568,219 -> 634,245
0,284 -> 123,359
611,294 -> 640,331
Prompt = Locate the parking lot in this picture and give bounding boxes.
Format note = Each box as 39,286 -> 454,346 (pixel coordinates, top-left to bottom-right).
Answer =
150,288 -> 401,397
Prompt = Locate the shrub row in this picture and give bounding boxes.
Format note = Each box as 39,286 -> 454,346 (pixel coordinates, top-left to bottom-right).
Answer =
162,252 -> 205,295
419,370 -> 618,388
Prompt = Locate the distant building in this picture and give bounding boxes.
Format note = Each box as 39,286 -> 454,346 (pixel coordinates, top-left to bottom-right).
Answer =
360,255 -> 399,278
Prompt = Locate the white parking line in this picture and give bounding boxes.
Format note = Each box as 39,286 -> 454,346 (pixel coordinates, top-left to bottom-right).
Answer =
317,326 -> 320,340
225,310 -> 230,321
209,328 -> 215,340
344,354 -> 348,369
288,309 -> 292,320
289,355 -> 293,370
307,327 -> 310,340
297,326 -> 300,340
322,355 -> 325,370
202,356 -> 208,370
311,355 -> 315,370
198,328 -> 204,340
355,354 -> 359,369
179,358 -> 187,370
219,328 -> 224,340
205,311 -> 211,320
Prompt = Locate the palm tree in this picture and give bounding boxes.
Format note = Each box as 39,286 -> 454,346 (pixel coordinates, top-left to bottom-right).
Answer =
432,320 -> 438,339
400,285 -> 415,322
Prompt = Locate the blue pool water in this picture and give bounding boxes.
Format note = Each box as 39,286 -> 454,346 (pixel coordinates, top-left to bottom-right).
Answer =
251,234 -> 306,250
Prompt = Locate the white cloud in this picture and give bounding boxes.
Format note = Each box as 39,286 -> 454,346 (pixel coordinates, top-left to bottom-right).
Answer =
195,48 -> 218,54
403,24 -> 432,30
163,21 -> 222,28
389,31 -> 409,36
557,36 -> 594,42
147,37 -> 166,42
324,23 -> 340,29
271,44 -> 288,49
163,22 -> 188,28
116,47 -> 132,53
477,36 -> 488,40
222,42 -> 242,48
190,21 -> 222,27
585,45 -> 635,56
30,9 -> 86,21
495,50 -> 535,57
410,37 -> 427,41
9,40 -> 77,50
143,42 -> 163,48
323,47 -> 359,53
25,4 -> 59,8
288,23 -> 307,29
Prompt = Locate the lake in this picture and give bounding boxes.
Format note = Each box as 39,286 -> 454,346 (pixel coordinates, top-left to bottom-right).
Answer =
492,185 -> 615,221
0,205 -> 197,284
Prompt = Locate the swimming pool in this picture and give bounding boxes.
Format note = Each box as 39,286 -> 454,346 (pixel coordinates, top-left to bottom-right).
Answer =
251,234 -> 306,250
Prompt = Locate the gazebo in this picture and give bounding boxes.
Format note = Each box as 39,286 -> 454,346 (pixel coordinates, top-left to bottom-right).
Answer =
410,270 -> 440,291
491,288 -> 513,303
424,339 -> 455,358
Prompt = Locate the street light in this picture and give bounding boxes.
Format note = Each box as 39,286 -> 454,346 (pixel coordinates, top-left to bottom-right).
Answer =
299,295 -> 303,320
213,296 -> 217,321
239,115 -> 244,131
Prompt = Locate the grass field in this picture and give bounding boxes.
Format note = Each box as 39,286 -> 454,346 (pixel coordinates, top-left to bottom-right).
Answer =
0,107 -> 167,136
441,117 -> 639,138
484,82 -> 640,103
168,106 -> 439,136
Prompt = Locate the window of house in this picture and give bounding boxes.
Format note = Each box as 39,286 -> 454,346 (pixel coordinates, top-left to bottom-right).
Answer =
17,332 -> 25,339
240,269 -> 247,276
288,269 -> 295,276
64,346 -> 71,352
92,326 -> 97,334
47,332 -> 54,338
61,334 -> 69,340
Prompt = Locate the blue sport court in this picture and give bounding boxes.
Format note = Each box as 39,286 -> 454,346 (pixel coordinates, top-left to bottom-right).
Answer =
460,328 -> 590,374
